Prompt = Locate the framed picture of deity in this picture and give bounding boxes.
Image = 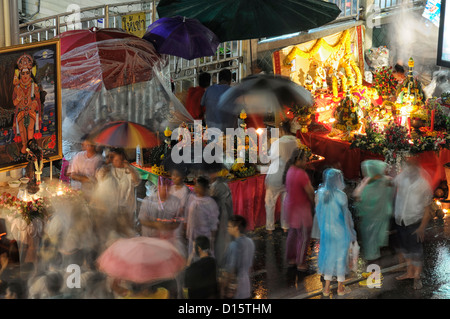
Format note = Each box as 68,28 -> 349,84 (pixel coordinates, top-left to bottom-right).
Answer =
0,39 -> 62,173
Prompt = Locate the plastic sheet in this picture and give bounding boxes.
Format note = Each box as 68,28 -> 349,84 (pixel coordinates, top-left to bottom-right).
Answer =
365,46 -> 389,70
61,37 -> 194,159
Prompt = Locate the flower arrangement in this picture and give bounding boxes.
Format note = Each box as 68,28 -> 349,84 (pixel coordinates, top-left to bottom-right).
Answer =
289,103 -> 315,118
0,192 -> 49,224
350,120 -> 385,154
372,66 -> 398,97
333,92 -> 361,132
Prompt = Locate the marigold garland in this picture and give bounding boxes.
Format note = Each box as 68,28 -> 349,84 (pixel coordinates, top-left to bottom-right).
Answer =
283,30 -> 351,65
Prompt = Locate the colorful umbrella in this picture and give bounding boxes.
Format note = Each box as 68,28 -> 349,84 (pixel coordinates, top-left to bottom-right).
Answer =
59,27 -> 164,91
157,0 -> 341,42
89,121 -> 161,149
143,16 -> 220,60
97,236 -> 186,283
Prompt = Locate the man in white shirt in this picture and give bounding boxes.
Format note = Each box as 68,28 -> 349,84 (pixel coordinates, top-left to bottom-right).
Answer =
67,135 -> 104,199
264,120 -> 298,234
393,159 -> 433,290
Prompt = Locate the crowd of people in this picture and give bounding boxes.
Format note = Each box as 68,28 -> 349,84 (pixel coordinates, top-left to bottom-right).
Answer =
263,119 -> 434,295
0,134 -> 256,299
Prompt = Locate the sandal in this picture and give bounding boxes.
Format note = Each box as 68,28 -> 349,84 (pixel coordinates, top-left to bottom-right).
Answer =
322,289 -> 330,297
413,278 -> 423,290
337,286 -> 351,296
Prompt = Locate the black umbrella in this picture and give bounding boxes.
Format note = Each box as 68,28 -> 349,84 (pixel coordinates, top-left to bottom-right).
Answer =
216,74 -> 314,126
157,0 -> 341,42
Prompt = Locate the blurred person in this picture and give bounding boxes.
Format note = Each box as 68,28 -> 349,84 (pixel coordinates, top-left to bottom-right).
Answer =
283,148 -> 315,271
393,159 -> 433,290
4,279 -> 25,299
138,181 -> 181,243
44,271 -> 66,299
221,215 -> 255,299
168,167 -> 192,217
184,236 -> 219,299
393,63 -> 406,88
94,148 -> 141,237
83,272 -> 115,299
168,167 -> 192,258
185,72 -> 211,121
209,169 -> 233,267
265,120 -> 299,234
201,69 -> 234,130
186,176 -> 220,258
353,160 -> 394,262
312,168 -> 357,297
67,134 -> 104,198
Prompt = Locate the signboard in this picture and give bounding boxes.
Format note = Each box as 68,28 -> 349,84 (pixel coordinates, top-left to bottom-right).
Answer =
121,12 -> 147,38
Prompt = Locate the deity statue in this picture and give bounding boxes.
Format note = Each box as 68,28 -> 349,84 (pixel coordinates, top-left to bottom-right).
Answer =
12,53 -> 42,154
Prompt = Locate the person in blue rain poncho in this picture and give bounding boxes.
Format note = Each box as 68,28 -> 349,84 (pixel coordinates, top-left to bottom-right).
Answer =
312,168 -> 357,297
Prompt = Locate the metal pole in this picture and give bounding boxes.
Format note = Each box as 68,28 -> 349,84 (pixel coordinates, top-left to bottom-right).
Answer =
3,0 -> 11,46
0,0 -> 5,47
9,0 -> 20,45
105,5 -> 109,28
152,0 -> 156,23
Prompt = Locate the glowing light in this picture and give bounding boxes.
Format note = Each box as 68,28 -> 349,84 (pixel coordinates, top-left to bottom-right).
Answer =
329,118 -> 336,123
444,209 -> 449,214
436,200 -> 442,206
256,128 -> 264,135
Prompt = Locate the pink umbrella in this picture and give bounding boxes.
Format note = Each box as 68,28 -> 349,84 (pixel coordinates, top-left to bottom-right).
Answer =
97,236 -> 186,283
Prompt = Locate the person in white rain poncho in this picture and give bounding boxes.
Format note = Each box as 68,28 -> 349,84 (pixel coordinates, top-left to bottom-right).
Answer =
91,148 -> 140,239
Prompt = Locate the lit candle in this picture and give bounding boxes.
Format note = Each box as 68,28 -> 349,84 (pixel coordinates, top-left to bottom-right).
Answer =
431,109 -> 435,132
407,117 -> 411,137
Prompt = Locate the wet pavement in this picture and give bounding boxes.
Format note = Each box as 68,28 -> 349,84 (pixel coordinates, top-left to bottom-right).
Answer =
247,212 -> 450,299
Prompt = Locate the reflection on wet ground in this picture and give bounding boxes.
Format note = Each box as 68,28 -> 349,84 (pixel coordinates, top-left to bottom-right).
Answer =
248,214 -> 450,299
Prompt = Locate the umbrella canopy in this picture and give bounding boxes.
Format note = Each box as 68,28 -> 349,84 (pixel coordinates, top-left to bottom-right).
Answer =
157,0 -> 341,42
97,236 -> 186,283
143,16 -> 221,60
89,121 -> 161,149
217,74 -> 314,118
59,27 -> 164,91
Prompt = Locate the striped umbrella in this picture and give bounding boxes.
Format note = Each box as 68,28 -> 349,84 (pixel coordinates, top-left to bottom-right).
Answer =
89,121 -> 161,149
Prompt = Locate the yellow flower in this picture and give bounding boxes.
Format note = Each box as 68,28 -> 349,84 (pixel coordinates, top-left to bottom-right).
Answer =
240,110 -> 247,120
164,127 -> 172,137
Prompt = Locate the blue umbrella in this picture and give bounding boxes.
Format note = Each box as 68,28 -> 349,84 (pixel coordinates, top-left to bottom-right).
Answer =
143,16 -> 221,60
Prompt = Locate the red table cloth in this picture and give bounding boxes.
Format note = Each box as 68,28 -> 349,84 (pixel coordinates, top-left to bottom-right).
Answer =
297,128 -> 450,190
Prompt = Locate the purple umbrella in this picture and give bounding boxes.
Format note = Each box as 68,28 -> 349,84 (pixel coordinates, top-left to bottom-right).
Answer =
143,16 -> 220,60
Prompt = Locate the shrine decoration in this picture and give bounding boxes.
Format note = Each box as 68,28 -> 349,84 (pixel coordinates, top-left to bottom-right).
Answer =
289,102 -> 316,133
332,90 -> 362,139
395,58 -> 425,129
372,66 -> 398,99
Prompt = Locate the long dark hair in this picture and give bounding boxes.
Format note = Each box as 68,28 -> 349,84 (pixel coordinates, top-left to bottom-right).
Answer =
282,147 -> 307,185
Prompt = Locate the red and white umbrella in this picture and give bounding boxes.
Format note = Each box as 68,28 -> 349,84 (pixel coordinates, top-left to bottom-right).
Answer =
59,27 -> 165,91
97,236 -> 186,283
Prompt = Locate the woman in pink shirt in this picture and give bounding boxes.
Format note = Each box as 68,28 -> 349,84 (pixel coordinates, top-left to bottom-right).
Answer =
283,148 -> 315,271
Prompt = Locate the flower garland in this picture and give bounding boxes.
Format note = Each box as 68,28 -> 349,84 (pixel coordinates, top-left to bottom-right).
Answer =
283,30 -> 351,65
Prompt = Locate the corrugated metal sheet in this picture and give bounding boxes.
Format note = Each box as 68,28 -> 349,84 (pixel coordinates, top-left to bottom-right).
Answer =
21,0 -> 130,20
